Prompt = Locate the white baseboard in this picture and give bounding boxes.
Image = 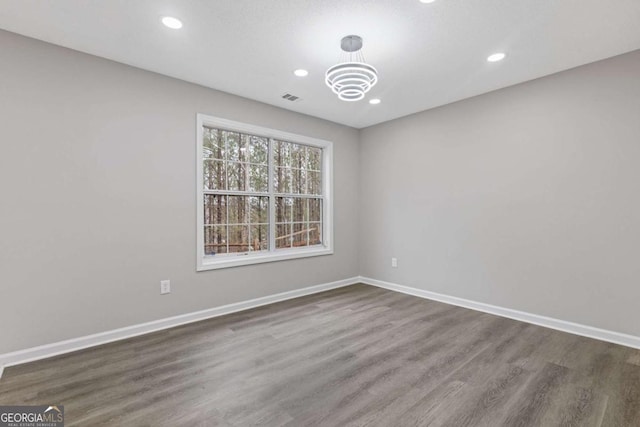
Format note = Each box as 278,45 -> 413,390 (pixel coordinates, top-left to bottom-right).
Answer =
359,276 -> 640,350
3,275 -> 637,376
0,277 -> 360,370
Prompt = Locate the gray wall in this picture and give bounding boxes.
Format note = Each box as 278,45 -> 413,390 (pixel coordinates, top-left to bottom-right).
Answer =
359,50 -> 640,336
0,31 -> 360,354
2,28 -> 639,355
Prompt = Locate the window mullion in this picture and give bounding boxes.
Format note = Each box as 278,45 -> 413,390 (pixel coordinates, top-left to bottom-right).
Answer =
272,193 -> 319,199
225,134 -> 230,255
205,190 -> 268,197
268,138 -> 276,253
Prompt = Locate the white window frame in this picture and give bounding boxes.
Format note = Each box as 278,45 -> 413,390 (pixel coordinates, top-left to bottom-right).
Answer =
196,114 -> 334,271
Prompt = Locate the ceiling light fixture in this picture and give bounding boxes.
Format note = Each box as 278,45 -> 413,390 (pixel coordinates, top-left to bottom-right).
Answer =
294,69 -> 309,77
487,52 -> 506,62
419,0 -> 436,3
369,98 -> 381,105
325,35 -> 378,102
161,16 -> 183,29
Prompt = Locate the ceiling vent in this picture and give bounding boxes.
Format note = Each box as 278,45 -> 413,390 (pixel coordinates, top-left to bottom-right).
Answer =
282,93 -> 300,102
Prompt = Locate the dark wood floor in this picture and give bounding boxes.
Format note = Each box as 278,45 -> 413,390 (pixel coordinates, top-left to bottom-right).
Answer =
1,284 -> 640,426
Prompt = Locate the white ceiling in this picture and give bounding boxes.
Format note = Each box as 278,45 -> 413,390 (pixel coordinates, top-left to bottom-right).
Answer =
1,0 -> 639,128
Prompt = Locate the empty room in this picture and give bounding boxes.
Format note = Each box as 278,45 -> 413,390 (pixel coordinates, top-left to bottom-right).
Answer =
1,1 -> 640,426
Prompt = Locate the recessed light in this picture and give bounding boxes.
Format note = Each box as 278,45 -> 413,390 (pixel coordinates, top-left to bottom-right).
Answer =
419,0 -> 436,3
487,52 -> 506,62
161,16 -> 183,29
369,98 -> 381,105
294,69 -> 309,77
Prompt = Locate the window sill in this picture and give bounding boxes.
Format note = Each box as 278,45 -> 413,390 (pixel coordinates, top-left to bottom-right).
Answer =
197,247 -> 334,271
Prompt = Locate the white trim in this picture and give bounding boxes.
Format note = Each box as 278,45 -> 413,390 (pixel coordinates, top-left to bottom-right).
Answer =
359,276 -> 640,350
0,277 -> 359,369
196,114 -> 334,271
201,247 -> 333,270
0,365 -> 4,380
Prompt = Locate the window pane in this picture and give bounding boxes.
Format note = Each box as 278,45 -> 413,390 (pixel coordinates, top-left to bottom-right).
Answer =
240,134 -> 250,162
307,146 -> 322,171
274,140 -> 292,168
204,194 -> 227,225
274,167 -> 291,193
308,170 -> 321,195
203,160 -> 226,190
204,128 -> 224,160
291,144 -> 306,169
228,225 -> 249,253
227,195 -> 249,224
276,197 -> 292,223
250,225 -> 268,251
225,131 -> 247,162
290,168 -> 306,195
276,224 -> 292,249
308,198 -> 322,222
249,164 -> 268,193
227,162 -> 248,192
309,222 -> 322,246
293,223 -> 309,248
249,136 -> 268,164
292,197 -> 307,222
250,196 -> 269,224
205,225 -> 227,255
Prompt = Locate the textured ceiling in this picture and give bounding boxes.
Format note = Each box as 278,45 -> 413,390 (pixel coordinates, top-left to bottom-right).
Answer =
1,0 -> 639,128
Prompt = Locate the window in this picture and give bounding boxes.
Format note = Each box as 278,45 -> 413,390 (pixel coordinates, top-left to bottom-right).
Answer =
196,114 -> 333,270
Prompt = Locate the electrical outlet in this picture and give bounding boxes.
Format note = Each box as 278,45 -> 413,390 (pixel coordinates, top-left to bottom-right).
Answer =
160,280 -> 171,295
391,258 -> 398,268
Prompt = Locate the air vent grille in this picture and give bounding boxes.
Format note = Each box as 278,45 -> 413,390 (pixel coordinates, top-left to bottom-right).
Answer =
282,93 -> 300,101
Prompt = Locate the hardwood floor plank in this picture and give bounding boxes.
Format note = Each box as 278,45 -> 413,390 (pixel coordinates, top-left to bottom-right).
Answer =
628,351 -> 640,367
499,362 -> 571,426
1,284 -> 639,426
601,362 -> 640,426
